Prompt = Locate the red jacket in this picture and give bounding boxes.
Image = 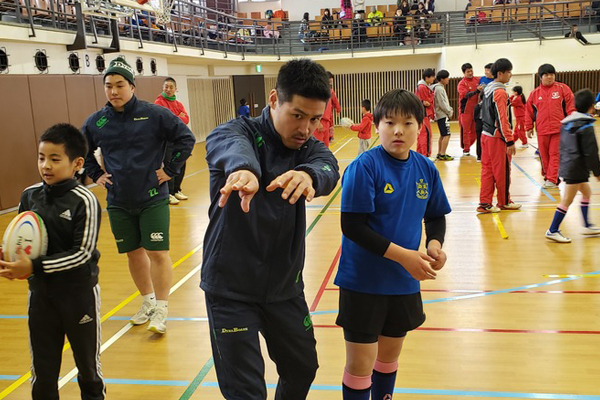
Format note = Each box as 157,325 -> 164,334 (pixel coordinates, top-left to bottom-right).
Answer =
457,76 -> 480,115
322,89 -> 341,124
509,94 -> 526,119
416,80 -> 435,120
350,112 -> 373,139
524,82 -> 575,135
482,82 -> 513,143
154,95 -> 190,124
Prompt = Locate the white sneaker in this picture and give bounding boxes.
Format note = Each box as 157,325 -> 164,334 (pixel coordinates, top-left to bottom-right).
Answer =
169,194 -> 180,205
500,202 -> 522,210
542,181 -> 558,189
131,302 -> 155,325
582,225 -> 600,235
463,151 -> 471,156
545,230 -> 571,243
428,156 -> 437,163
520,144 -> 529,148
174,191 -> 188,200
148,306 -> 167,334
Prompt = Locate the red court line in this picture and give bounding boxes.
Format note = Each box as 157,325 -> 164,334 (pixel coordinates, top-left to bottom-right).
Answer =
313,325 -> 600,335
310,246 -> 342,312
322,288 -> 600,294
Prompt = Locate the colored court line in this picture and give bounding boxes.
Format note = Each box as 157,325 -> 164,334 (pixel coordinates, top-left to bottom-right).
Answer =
0,245 -> 203,399
475,177 -> 510,239
199,382 -> 600,399
313,324 -> 600,335
321,288 -> 600,294
511,160 -> 557,201
544,274 -> 600,278
309,246 -> 342,312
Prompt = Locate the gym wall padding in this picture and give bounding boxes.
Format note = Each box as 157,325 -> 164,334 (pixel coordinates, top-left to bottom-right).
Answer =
0,76 -> 41,210
65,75 -> 99,129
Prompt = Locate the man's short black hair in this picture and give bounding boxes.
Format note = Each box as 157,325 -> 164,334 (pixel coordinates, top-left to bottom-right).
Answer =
164,77 -> 177,85
39,123 -> 88,161
436,69 -> 450,81
276,59 -> 331,103
423,68 -> 436,80
362,99 -> 371,111
538,63 -> 556,78
484,63 -> 493,70
461,63 -> 473,73
575,89 -> 594,113
491,58 -> 512,78
373,89 -> 424,125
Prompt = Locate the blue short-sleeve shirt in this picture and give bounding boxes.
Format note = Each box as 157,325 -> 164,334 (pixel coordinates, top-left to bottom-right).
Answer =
334,146 -> 451,295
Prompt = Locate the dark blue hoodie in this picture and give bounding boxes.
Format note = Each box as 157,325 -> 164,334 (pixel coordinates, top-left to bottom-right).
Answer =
201,106 -> 340,303
83,95 -> 195,208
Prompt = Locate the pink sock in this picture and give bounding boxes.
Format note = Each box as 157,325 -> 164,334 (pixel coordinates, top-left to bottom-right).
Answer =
374,360 -> 398,374
343,369 -> 372,390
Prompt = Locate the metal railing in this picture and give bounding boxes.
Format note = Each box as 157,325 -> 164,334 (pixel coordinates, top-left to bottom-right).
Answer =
1,0 -> 598,56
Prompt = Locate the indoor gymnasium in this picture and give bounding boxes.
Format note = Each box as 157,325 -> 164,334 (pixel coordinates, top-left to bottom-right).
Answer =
1,0 -> 600,399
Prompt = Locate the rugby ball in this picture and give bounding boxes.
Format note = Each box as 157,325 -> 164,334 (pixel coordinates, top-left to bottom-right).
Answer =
2,211 -> 48,270
594,102 -> 600,111
340,117 -> 355,128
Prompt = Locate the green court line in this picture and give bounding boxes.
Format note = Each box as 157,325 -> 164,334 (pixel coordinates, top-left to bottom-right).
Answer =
178,358 -> 215,400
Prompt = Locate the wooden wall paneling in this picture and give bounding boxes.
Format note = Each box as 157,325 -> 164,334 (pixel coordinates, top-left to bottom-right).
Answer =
133,76 -> 166,103
188,78 -> 216,142
65,75 -> 99,128
93,75 -> 107,110
28,75 -> 70,142
212,77 -> 235,126
264,76 -> 277,102
0,76 -> 41,209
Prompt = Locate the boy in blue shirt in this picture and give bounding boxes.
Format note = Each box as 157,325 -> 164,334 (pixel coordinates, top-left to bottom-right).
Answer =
334,89 -> 451,400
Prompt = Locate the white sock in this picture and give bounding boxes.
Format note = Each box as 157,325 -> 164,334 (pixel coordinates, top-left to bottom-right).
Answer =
156,300 -> 168,310
142,293 -> 156,306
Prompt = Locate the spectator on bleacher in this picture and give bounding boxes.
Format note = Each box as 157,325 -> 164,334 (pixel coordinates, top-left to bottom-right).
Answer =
494,0 -> 510,5
367,6 -> 384,26
565,25 -> 589,44
393,8 -> 408,38
352,12 -> 367,42
410,0 -> 421,10
340,0 -> 353,20
415,2 -> 428,16
415,13 -> 431,41
354,0 -> 365,13
424,0 -> 435,14
322,8 -> 334,30
264,20 -> 280,39
398,0 -> 411,15
592,1 -> 600,31
299,12 -> 310,42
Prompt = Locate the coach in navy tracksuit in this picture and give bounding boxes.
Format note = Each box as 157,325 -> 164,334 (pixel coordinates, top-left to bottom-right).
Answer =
202,59 -> 340,400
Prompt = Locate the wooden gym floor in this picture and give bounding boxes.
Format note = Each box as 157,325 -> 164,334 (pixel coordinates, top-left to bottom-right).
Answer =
1,122 -> 600,400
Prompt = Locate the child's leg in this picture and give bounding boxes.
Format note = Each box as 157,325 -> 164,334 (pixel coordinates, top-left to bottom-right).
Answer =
538,134 -> 551,181
29,291 -> 65,400
64,285 -> 105,399
490,140 -> 511,207
579,182 -> 592,227
549,183 -> 579,232
372,335 -> 405,400
344,339 -> 378,400
479,135 -> 495,206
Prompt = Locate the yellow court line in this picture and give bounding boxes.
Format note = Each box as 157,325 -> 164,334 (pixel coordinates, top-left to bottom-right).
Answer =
0,243 -> 203,399
543,274 -> 600,278
474,177 -> 509,240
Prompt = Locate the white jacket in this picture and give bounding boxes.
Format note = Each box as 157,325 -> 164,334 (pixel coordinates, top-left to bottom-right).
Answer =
432,82 -> 453,120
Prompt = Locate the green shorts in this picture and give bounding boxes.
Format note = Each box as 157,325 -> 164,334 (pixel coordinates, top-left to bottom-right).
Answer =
107,199 -> 170,253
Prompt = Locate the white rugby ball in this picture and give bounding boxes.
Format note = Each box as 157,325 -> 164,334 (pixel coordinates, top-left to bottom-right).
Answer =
340,117 -> 355,128
2,211 -> 48,264
594,102 -> 600,111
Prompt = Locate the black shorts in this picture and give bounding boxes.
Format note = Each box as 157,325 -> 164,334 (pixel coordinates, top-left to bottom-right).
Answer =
437,118 -> 451,137
336,288 -> 426,343
563,178 -> 587,185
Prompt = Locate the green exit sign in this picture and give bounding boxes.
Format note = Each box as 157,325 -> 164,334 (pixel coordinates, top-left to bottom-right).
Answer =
256,64 -> 262,73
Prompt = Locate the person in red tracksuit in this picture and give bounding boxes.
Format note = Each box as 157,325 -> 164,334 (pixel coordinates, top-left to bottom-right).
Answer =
415,68 -> 436,158
458,63 -> 483,156
155,77 -> 191,205
509,86 -> 528,147
477,58 -> 521,213
315,72 -> 342,147
350,99 -> 373,156
525,64 -> 576,189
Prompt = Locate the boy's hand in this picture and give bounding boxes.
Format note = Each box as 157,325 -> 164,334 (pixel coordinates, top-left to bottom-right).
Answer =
266,171 -> 315,204
506,144 -> 516,156
0,246 -> 4,262
219,170 -> 259,213
96,173 -> 113,189
423,101 -> 431,107
397,249 -> 437,281
526,129 -> 534,138
156,168 -> 172,185
427,241 -> 447,271
0,247 -> 33,280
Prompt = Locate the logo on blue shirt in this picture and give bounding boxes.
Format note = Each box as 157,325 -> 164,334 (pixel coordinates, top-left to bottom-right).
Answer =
416,179 -> 428,199
384,183 -> 394,194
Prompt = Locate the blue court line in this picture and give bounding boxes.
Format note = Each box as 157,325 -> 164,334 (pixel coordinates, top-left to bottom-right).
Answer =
512,160 -> 556,202
0,376 -> 20,380
309,269 -> 600,315
200,382 -> 600,399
